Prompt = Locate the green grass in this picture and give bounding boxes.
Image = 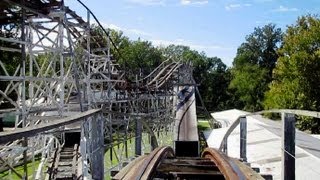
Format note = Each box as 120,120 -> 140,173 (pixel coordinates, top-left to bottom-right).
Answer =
104,131 -> 173,179
0,159 -> 41,180
104,134 -> 149,179
1,132 -> 174,180
198,120 -> 211,131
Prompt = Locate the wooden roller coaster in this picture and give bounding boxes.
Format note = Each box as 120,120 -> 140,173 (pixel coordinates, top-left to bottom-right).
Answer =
1,1 -> 302,180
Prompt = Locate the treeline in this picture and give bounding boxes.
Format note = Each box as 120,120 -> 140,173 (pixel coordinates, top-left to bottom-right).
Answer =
229,15 -> 320,133
107,15 -> 320,133
106,28 -> 232,112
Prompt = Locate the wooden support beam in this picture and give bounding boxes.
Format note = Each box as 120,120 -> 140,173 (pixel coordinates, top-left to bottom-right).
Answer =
0,109 -> 101,144
223,139 -> 228,155
0,157 -> 23,179
240,116 -> 247,162
282,113 -> 295,180
135,117 -> 142,156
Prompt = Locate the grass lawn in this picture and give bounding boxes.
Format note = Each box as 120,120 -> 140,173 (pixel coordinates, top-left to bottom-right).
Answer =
0,159 -> 41,180
1,132 -> 174,180
198,120 -> 211,131
104,131 -> 173,179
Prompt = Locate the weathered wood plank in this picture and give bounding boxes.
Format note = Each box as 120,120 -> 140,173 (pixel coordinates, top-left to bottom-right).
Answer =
240,117 -> 247,162
282,113 -> 295,180
0,109 -> 101,144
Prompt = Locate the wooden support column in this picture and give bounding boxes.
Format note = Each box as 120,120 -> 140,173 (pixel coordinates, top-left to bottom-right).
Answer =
223,138 -> 228,155
124,131 -> 128,158
20,1 -> 28,178
282,113 -> 295,180
240,116 -> 247,162
90,115 -> 104,179
135,117 -> 142,156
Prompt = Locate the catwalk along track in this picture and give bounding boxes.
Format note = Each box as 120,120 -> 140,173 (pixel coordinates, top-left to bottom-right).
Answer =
113,146 -> 264,180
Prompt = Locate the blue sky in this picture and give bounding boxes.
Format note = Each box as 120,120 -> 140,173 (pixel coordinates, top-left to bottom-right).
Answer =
66,0 -> 320,66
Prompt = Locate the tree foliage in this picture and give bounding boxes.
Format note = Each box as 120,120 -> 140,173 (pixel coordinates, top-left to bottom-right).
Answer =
107,29 -> 232,112
160,45 -> 232,111
0,24 -> 20,105
230,24 -> 282,111
120,39 -> 163,77
87,27 -> 232,112
264,15 -> 320,133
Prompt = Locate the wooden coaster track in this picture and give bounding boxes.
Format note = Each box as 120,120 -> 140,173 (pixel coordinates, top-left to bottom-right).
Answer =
113,146 -> 264,180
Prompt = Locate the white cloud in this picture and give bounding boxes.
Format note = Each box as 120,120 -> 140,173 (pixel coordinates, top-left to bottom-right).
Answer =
180,0 -> 208,6
108,24 -> 122,31
126,0 -> 166,6
151,38 -> 227,50
151,38 -> 235,66
254,0 -> 273,2
225,3 -> 251,11
103,23 -> 152,37
225,4 -> 241,10
127,28 -> 152,36
273,5 -> 298,12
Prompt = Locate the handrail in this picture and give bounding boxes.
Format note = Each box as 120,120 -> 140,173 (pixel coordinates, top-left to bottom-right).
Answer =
218,115 -> 243,151
0,109 -> 101,144
255,109 -> 320,119
218,109 -> 320,151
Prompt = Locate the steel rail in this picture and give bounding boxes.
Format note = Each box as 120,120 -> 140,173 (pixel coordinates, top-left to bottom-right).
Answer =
115,146 -> 263,180
202,147 -> 246,180
112,146 -> 174,180
137,146 -> 174,180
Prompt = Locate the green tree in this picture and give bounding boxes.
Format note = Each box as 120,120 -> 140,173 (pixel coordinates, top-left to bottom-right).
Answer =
230,64 -> 268,111
160,45 -> 210,84
201,57 -> 232,111
120,39 -> 163,78
264,15 -> 320,133
0,24 -> 20,106
108,29 -> 233,112
230,24 -> 282,111
108,28 -> 130,62
89,27 -> 164,79
161,45 -> 231,111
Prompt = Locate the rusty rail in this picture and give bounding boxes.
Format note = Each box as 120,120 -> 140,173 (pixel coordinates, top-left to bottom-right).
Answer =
136,146 -> 175,179
202,148 -> 245,179
114,146 -> 263,180
113,146 -> 174,180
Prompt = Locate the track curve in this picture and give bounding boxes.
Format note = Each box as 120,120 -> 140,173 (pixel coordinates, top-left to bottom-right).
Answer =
113,146 -> 174,180
114,146 -> 264,180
